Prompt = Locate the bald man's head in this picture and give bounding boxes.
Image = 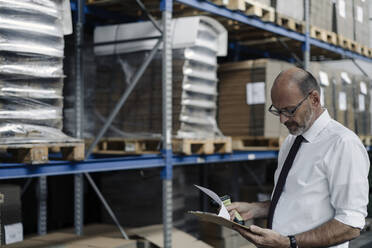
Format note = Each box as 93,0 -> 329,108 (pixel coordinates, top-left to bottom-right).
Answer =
270,67 -> 323,135
273,67 -> 320,97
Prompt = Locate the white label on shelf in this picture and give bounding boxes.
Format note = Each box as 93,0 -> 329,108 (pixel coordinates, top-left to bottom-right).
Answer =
125,142 -> 136,152
320,87 -> 325,106
5,223 -> 23,245
359,94 -> 366,112
339,92 -> 347,111
197,157 -> 205,163
319,71 -> 329,86
357,5 -> 363,23
360,81 -> 367,95
167,130 -> 171,145
339,0 -> 346,18
341,72 -> 351,84
248,154 -> 256,160
246,82 -> 265,105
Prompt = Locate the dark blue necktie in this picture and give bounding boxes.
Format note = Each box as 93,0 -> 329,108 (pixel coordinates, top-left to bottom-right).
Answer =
267,135 -> 304,229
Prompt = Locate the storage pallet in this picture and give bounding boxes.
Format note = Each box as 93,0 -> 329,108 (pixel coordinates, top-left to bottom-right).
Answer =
310,26 -> 337,45
276,14 -> 304,33
227,0 -> 274,22
173,137 -> 232,155
93,138 -> 162,155
232,136 -> 284,151
93,137 -> 233,155
0,141 -> 85,164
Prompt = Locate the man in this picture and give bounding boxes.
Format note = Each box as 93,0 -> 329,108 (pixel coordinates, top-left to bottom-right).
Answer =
227,68 -> 370,248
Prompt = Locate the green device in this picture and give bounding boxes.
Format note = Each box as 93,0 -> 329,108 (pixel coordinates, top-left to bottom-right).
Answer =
220,195 -> 245,225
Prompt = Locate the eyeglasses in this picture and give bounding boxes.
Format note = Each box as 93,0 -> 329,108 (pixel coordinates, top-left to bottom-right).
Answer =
268,91 -> 312,117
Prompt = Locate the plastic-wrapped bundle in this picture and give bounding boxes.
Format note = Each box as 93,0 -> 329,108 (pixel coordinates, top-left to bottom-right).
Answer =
91,16 -> 227,139
0,0 -> 63,57
0,52 -> 63,77
0,96 -> 62,128
0,0 -> 62,19
0,78 -> 63,99
0,0 -> 67,144
0,123 -> 78,144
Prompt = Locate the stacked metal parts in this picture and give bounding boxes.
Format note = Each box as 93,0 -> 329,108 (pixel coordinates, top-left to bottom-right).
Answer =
92,16 -> 227,139
0,0 -> 72,143
176,21 -> 221,138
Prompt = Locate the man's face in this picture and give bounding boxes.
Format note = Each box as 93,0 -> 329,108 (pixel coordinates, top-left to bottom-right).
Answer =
283,101 -> 314,135
271,82 -> 314,135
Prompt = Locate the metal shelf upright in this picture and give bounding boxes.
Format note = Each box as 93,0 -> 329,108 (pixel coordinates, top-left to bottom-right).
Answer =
161,1 -> 173,247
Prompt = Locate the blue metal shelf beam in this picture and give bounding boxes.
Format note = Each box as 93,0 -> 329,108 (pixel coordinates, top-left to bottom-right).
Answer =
0,151 -> 278,179
176,0 -> 372,63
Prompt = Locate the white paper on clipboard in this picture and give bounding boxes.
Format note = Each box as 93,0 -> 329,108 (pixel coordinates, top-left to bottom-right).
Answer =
194,185 -> 230,220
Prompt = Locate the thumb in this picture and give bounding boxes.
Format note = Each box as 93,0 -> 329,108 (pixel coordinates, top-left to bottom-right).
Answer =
226,202 -> 239,211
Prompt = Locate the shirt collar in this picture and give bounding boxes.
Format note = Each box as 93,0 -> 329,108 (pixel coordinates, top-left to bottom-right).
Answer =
302,109 -> 331,143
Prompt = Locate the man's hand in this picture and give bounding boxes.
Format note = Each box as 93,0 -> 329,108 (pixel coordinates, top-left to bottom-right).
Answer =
226,201 -> 270,221
234,225 -> 290,248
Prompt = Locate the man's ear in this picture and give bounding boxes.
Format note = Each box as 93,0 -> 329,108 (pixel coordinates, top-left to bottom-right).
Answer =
310,91 -> 320,106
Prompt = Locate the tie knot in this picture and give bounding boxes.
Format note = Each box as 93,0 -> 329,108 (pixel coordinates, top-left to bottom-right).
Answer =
295,135 -> 304,143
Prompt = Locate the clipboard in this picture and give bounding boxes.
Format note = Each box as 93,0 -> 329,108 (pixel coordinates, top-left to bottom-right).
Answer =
188,211 -> 251,231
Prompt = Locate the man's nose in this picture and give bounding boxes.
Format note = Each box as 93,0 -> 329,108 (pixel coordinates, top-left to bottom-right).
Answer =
279,113 -> 289,123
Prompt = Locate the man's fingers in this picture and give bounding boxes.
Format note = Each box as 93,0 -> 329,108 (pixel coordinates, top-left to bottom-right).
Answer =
226,202 -> 239,211
249,225 -> 265,235
235,227 -> 262,244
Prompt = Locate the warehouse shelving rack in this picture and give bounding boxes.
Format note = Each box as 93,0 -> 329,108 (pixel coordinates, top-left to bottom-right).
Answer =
1,0 -> 372,247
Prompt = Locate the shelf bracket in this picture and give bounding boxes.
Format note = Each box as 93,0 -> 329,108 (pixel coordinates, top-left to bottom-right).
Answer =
276,37 -> 303,67
135,0 -> 163,33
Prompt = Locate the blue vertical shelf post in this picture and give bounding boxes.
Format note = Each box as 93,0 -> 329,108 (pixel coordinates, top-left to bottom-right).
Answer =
303,0 -> 310,70
161,0 -> 173,247
74,0 -> 85,236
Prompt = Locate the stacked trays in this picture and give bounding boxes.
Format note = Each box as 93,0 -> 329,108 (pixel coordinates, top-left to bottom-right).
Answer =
0,0 -> 71,144
177,20 -> 221,138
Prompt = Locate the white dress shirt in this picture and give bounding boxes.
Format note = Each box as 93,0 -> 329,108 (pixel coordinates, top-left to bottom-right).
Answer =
272,109 -> 370,248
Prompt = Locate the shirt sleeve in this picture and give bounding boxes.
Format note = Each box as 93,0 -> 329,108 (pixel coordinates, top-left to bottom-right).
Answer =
325,136 -> 370,229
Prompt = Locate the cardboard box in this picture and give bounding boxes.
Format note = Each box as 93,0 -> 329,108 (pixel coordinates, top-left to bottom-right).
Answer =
352,76 -> 371,135
310,0 -> 333,32
67,236 -> 137,248
201,233 -> 248,248
200,222 -> 235,239
353,0 -> 370,46
127,224 -> 212,248
4,232 -> 137,248
218,59 -> 291,138
335,0 -> 354,40
0,184 -> 22,245
332,71 -> 355,131
63,224 -> 212,248
309,62 -> 336,120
